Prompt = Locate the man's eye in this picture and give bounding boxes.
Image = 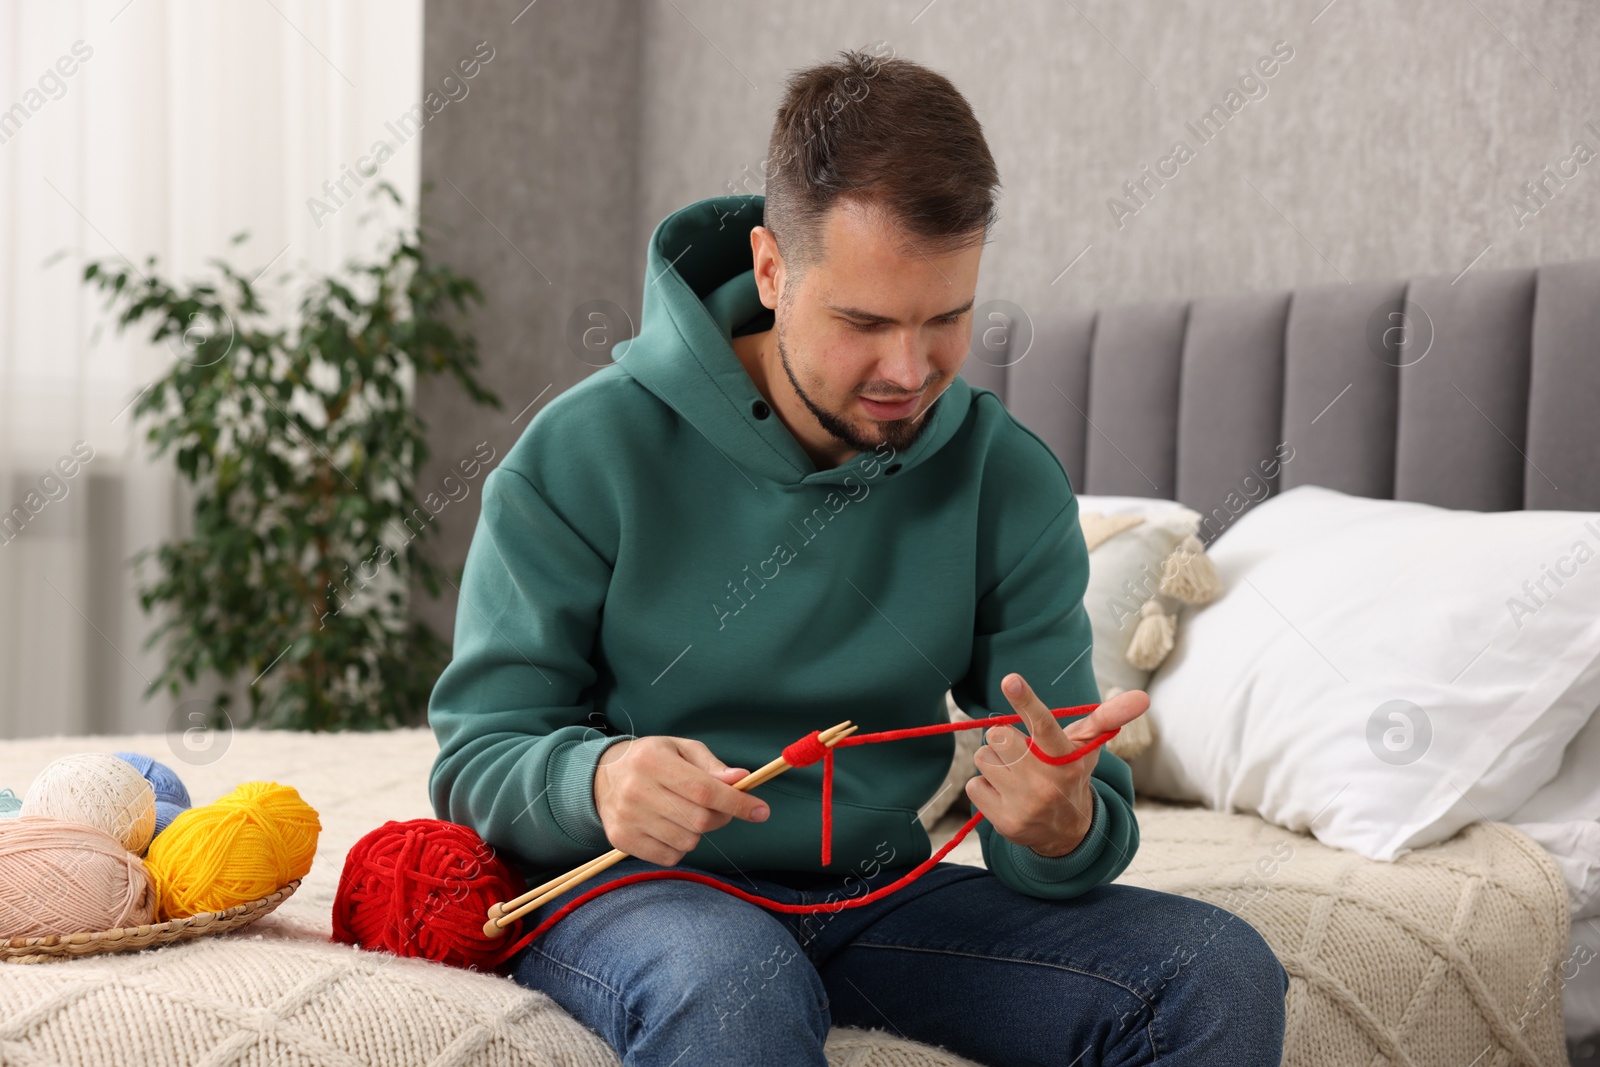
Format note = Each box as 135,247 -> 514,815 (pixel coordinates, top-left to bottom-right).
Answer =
847,317 -> 960,332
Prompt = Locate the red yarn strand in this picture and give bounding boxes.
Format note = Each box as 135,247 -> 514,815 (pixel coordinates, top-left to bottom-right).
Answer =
821,745 -> 833,867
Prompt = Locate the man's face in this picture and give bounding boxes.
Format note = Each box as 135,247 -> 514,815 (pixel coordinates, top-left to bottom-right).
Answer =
755,198 -> 981,460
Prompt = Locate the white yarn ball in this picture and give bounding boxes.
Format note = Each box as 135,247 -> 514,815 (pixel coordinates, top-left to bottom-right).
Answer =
22,753 -> 157,855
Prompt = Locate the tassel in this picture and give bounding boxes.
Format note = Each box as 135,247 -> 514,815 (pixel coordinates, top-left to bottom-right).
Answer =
1158,533 -> 1223,605
1126,598 -> 1175,670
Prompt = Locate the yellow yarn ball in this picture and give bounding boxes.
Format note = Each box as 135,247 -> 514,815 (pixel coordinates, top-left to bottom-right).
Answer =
144,781 -> 320,920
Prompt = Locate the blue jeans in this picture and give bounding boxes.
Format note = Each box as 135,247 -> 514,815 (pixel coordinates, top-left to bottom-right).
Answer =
508,855 -> 1288,1066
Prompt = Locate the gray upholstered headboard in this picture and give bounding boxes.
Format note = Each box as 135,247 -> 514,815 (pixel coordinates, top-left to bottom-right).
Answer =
969,256 -> 1600,544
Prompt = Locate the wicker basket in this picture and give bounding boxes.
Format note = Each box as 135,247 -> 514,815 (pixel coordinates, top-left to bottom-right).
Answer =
0,879 -> 300,964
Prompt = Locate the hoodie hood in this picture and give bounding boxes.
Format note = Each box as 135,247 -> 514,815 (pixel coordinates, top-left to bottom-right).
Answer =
613,193 -> 973,487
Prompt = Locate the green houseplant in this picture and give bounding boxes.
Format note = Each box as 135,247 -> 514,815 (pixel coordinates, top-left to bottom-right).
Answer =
82,181 -> 500,731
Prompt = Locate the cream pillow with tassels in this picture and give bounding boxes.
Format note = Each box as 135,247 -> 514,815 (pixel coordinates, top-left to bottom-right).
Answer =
1078,504 -> 1222,762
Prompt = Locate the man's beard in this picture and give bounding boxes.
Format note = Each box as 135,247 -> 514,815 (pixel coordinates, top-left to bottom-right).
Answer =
775,327 -> 937,458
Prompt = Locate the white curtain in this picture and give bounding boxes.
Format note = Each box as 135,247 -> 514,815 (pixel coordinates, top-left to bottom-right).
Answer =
0,0 -> 422,738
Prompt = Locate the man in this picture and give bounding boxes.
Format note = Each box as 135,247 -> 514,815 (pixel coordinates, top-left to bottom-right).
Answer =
429,47 -> 1288,1066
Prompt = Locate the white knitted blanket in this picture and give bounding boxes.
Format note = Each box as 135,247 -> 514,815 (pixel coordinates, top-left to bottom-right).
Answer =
0,727 -> 1573,1066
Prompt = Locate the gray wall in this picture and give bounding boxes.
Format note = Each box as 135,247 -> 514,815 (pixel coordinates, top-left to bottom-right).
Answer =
414,0 -> 642,643
416,0 -> 1600,643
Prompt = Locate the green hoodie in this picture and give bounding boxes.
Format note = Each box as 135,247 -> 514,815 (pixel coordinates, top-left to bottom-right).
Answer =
427,193 -> 1138,900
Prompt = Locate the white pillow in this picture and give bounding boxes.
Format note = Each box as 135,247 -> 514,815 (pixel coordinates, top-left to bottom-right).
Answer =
1504,686 -> 1600,918
1076,493 -> 1182,517
1135,484 -> 1600,861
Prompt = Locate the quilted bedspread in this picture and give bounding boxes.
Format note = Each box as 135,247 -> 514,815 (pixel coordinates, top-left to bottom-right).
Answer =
0,727 -> 1573,1067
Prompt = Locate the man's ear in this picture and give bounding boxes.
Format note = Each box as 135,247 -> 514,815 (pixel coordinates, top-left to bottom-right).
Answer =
749,225 -> 783,311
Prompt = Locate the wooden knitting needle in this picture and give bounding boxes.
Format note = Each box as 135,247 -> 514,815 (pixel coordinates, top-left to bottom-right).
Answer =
484,719 -> 860,938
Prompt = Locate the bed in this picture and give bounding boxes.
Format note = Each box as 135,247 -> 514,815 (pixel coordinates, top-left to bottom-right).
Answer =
4,253 -> 1597,1066
0,725 -> 1573,1067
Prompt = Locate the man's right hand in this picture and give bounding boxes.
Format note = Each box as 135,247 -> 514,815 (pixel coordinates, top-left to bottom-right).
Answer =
592,736 -> 772,866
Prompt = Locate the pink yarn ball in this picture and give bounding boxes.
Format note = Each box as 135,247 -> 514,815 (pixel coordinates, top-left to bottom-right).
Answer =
0,815 -> 157,939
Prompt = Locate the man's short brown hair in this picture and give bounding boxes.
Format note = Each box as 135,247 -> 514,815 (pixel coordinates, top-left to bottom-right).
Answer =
762,47 -> 1001,282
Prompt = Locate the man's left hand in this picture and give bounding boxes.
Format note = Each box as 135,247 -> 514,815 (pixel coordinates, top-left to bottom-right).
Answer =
965,673 -> 1150,858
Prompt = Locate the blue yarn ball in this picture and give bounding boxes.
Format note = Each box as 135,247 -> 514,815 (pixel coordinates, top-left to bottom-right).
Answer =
153,798 -> 188,837
0,787 -> 20,819
112,752 -> 191,836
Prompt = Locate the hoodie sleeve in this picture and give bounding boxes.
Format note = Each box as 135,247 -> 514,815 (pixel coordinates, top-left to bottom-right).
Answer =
950,489 -> 1140,900
427,464 -> 636,871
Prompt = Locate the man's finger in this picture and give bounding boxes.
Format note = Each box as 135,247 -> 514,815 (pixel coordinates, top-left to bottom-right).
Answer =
667,770 -> 772,823
665,758 -> 771,825
668,740 -> 770,822
965,770 -> 1006,824
1003,673 -> 1071,758
1061,688 -> 1151,742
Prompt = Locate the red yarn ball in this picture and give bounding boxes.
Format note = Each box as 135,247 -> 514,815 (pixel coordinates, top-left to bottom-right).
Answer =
332,818 -> 526,971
